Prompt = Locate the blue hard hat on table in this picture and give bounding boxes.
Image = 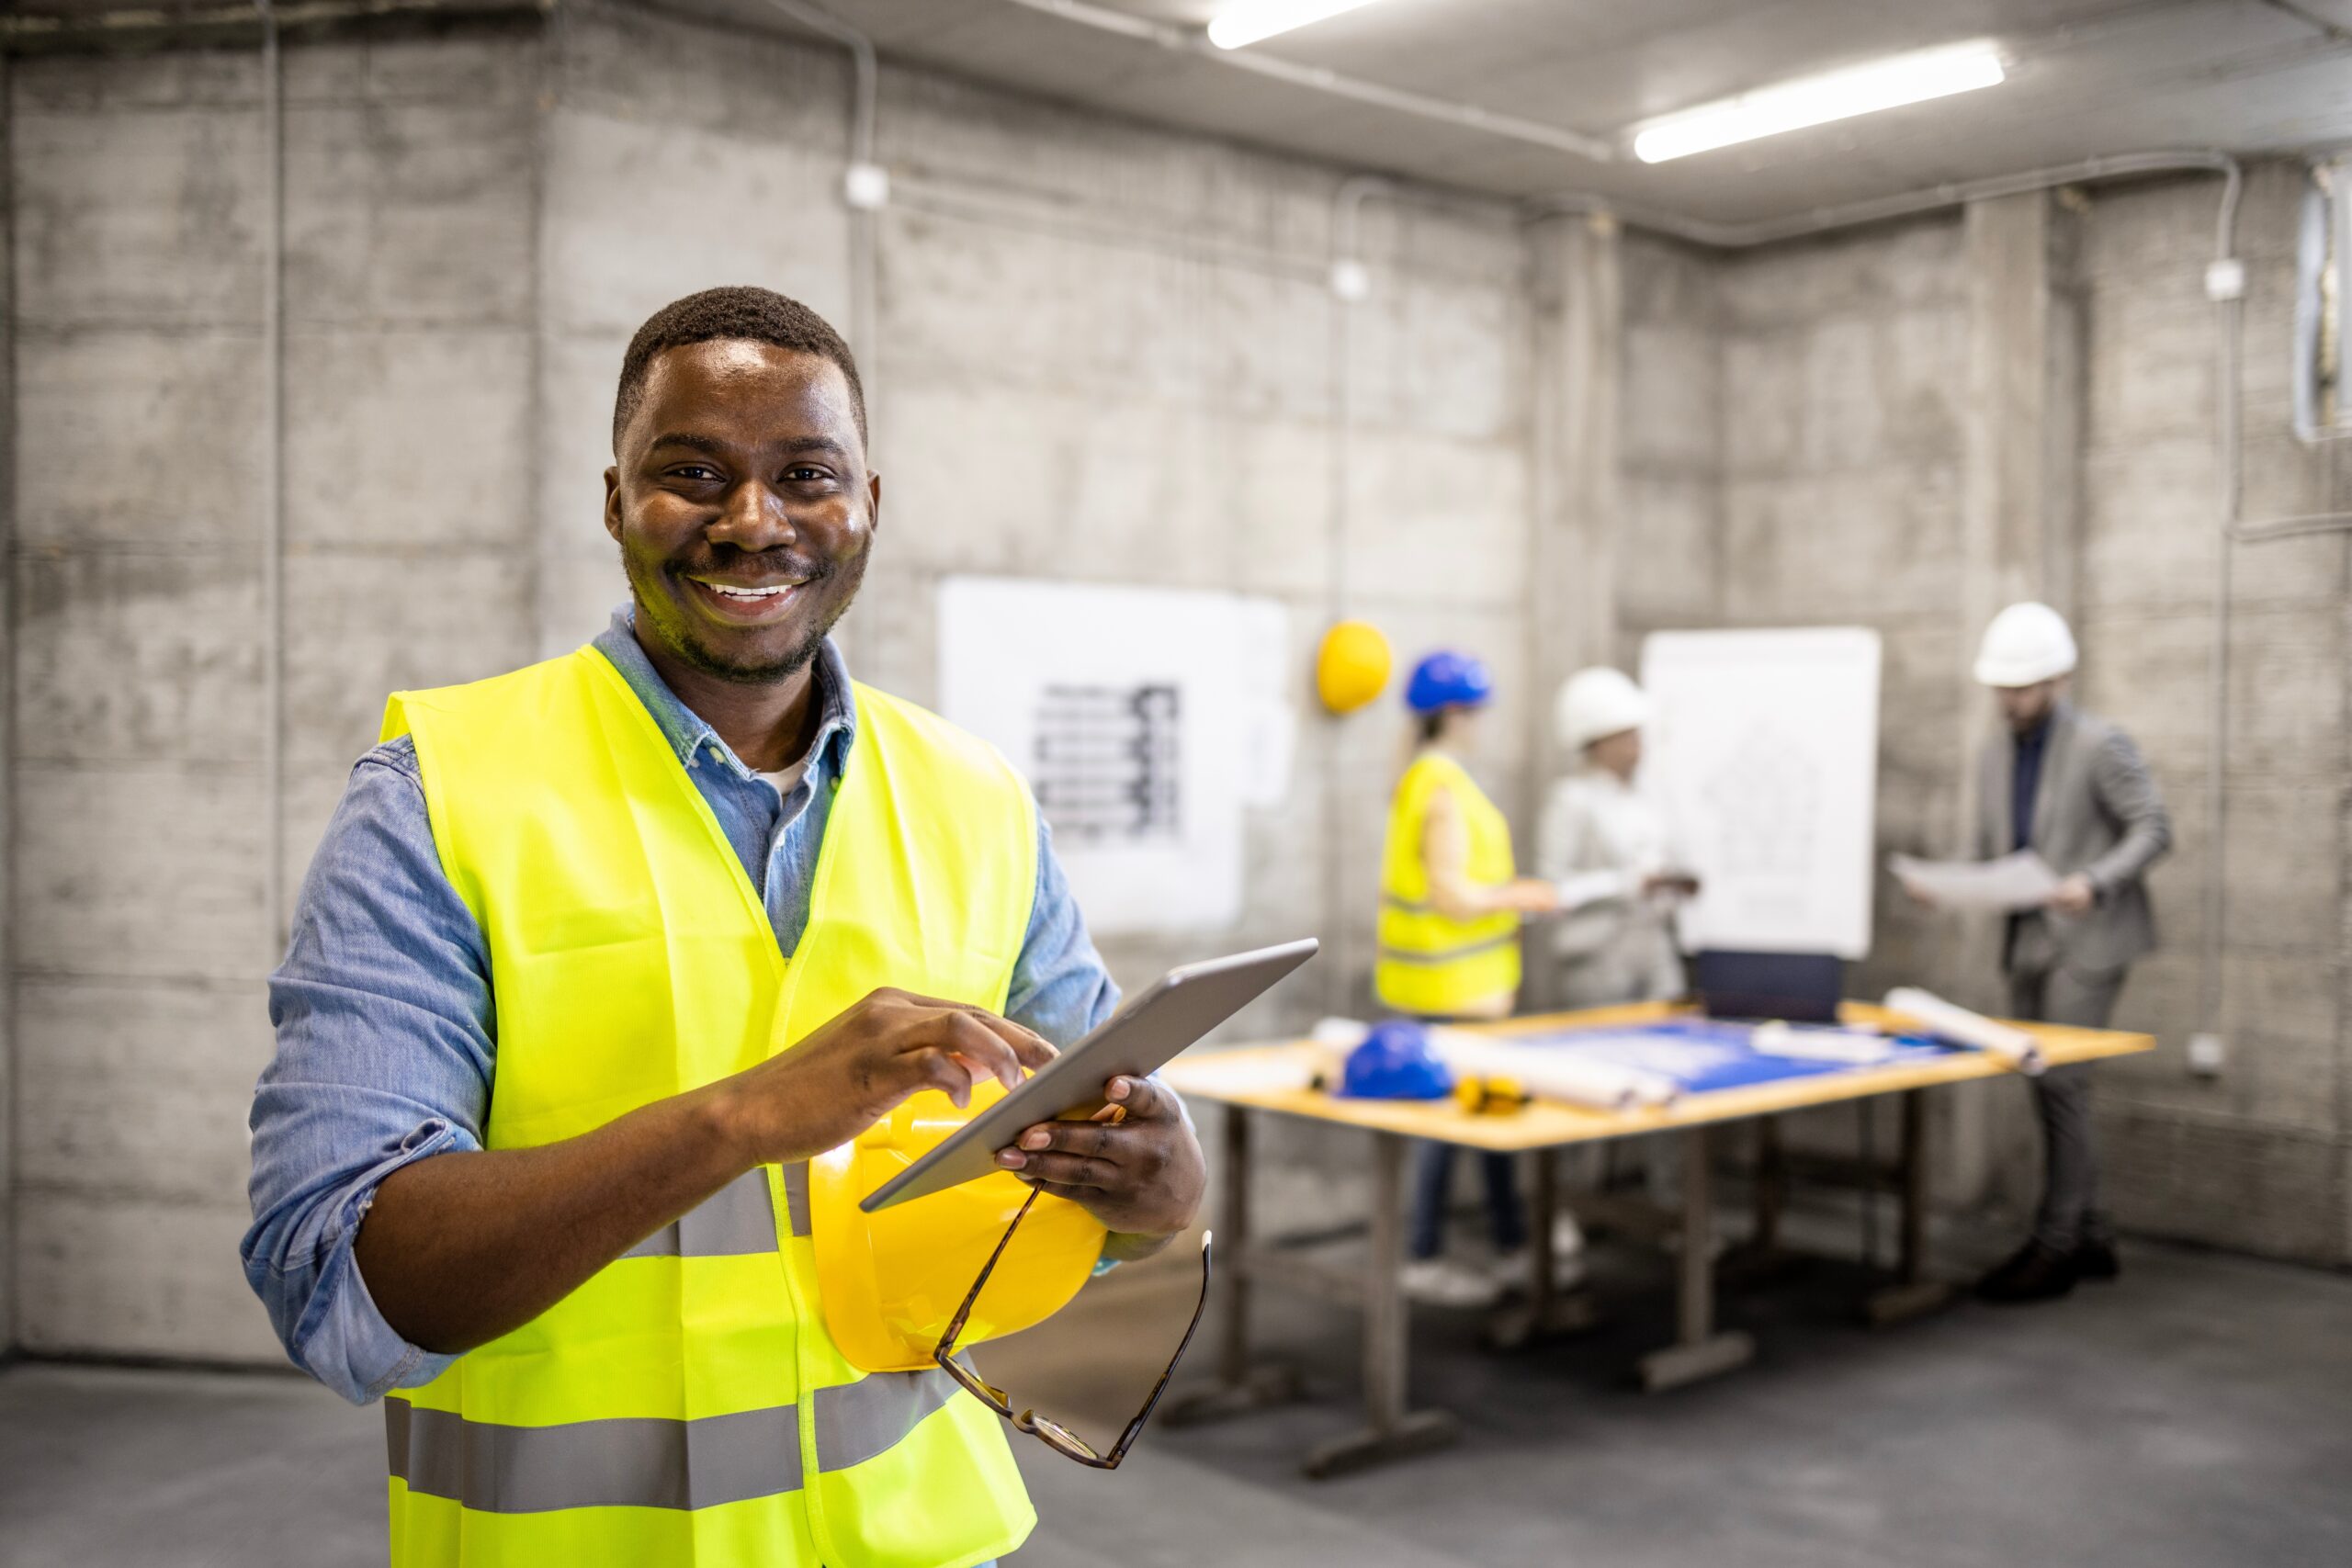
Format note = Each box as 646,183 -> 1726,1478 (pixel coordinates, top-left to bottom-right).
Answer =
1405,650 -> 1493,714
1339,1020 -> 1454,1100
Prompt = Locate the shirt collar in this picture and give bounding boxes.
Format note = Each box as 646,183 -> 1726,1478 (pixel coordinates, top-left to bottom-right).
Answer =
2015,701 -> 2065,753
591,603 -> 858,781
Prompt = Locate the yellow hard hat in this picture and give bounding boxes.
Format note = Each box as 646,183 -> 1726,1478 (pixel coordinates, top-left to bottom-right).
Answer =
1316,619 -> 1392,713
810,1079 -> 1109,1373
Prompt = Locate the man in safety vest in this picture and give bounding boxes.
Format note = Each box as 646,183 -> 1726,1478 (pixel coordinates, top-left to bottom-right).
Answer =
243,286 -> 1206,1568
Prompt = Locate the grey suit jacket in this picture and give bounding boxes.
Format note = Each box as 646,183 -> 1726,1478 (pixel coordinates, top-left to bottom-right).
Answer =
1976,701 -> 2172,976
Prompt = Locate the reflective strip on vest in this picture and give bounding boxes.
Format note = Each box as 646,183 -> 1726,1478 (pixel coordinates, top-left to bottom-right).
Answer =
386,1370 -> 964,1514
618,1167 -> 798,1259
1374,931 -> 1521,965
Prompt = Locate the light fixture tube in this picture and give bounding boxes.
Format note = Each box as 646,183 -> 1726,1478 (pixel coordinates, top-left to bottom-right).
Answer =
1633,41 -> 2006,164
1207,0 -> 1386,51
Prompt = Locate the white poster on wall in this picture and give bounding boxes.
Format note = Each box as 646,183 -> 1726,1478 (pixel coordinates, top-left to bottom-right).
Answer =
937,577 -> 1293,936
1639,626 -> 1883,959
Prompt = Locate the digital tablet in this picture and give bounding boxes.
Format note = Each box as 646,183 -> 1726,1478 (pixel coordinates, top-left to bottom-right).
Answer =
859,937 -> 1318,1212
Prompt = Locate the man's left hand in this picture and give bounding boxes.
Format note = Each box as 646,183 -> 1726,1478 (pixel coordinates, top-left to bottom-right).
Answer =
2046,874 -> 2098,916
996,1076 -> 1204,1254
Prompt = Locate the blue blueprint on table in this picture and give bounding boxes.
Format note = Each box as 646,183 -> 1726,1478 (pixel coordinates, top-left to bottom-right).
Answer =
1499,1020 -> 1964,1095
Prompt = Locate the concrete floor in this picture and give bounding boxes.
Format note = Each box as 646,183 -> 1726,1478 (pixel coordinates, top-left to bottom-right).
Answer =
5,1237 -> 2348,1568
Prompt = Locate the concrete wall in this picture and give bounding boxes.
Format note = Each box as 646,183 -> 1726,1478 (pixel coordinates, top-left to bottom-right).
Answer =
1710,215 -> 1981,1007
2064,165 -> 2352,1261
1635,173 -> 2352,1263
6,28 -> 544,1360
1,58 -> 16,1352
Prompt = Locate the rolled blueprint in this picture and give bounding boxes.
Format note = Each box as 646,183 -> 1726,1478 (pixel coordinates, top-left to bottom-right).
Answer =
1883,987 -> 2045,1076
1751,1020 -> 1902,1066
1428,1028 -> 1681,1111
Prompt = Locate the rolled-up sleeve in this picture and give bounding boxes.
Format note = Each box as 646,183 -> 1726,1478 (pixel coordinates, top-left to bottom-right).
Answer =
1003,817 -> 1122,1046
243,738 -> 495,1405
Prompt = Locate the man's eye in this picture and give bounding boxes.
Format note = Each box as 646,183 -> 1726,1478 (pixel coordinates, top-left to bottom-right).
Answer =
671,465 -> 720,482
786,466 -> 831,483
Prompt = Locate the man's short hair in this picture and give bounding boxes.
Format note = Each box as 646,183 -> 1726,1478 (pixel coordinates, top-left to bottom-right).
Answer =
613,286 -> 867,453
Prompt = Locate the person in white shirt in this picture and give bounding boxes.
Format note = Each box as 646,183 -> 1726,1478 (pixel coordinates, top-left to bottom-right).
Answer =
1538,668 -> 1699,1009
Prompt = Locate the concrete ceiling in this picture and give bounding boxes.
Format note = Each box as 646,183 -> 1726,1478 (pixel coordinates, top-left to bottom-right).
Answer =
742,0 -> 2352,220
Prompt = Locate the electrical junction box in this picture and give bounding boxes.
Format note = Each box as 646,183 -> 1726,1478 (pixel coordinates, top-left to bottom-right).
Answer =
2188,1032 -> 2227,1077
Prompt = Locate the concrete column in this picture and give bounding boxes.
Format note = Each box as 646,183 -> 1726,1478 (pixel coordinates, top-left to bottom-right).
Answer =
0,55 -> 16,1354
1943,188 -> 2087,1202
1523,212 -> 1623,1015
1525,211 -> 1622,800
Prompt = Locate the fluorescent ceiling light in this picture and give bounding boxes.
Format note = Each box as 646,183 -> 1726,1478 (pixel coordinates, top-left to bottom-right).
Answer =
1207,0 -> 1386,51
1632,41 -> 2006,164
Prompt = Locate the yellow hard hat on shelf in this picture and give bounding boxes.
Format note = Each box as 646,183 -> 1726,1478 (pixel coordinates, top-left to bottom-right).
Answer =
1316,619 -> 1392,714
809,1080 -> 1109,1373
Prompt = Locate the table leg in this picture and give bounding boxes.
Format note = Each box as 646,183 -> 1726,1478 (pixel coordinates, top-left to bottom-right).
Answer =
1752,1117 -> 1784,1253
1722,1114 -> 1803,1289
1867,1089 -> 1954,1325
1164,1106 -> 1302,1425
1485,1145 -> 1600,1350
1638,1124 -> 1755,1393
1301,1132 -> 1460,1477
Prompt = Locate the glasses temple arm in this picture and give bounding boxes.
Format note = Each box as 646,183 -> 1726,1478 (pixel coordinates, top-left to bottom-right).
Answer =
937,1185 -> 1044,1351
1102,1233 -> 1215,1466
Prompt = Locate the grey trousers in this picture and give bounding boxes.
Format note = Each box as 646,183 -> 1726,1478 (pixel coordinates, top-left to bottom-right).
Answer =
2007,965 -> 2125,1252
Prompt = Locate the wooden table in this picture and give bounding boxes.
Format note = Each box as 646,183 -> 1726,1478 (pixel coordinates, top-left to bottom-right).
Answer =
1158,1001 -> 2154,1478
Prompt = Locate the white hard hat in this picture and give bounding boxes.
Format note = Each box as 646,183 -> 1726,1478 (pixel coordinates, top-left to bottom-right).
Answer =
1973,602 -> 2077,688
1556,667 -> 1651,753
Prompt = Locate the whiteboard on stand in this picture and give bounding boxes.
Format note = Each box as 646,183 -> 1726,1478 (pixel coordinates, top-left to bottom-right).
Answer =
937,577 -> 1293,937
1639,626 -> 1882,960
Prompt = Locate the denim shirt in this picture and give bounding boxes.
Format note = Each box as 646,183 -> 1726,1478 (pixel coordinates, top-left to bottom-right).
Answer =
244,607 -> 1121,1405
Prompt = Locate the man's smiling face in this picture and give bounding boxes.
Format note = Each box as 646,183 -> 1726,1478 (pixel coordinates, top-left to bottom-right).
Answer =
604,338 -> 876,684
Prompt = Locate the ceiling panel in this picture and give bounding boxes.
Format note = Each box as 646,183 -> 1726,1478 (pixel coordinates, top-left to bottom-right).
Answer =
718,0 -> 2352,224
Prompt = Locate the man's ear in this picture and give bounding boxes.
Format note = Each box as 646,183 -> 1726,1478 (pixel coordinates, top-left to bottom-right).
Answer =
865,470 -> 882,537
603,467 -> 623,543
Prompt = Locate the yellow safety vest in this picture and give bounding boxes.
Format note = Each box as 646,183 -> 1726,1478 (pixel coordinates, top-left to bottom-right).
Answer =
1374,750 -> 1522,1017
377,644 -> 1043,1568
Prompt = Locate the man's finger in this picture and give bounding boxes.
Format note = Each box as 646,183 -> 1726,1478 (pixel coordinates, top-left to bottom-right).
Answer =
1102,1075 -> 1176,1122
908,1046 -> 978,1108
996,1148 -> 1120,1189
934,1012 -> 1024,1091
1012,1120 -> 1114,1159
956,1008 -> 1059,1074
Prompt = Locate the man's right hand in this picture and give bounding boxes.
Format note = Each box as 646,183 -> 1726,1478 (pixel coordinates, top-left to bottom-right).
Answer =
1501,877 -> 1563,916
716,988 -> 1059,1166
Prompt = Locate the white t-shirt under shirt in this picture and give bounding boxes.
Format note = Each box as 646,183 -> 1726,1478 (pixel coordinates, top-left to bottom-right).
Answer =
756,754 -> 811,801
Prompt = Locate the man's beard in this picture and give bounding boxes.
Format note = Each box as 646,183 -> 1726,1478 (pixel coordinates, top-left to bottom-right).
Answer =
628,545 -> 866,686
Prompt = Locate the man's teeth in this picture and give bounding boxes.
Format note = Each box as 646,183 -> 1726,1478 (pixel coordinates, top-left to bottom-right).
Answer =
705,582 -> 795,600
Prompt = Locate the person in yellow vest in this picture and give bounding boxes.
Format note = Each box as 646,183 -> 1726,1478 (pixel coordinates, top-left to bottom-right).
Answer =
242,287 -> 1205,1568
1377,652 -> 1560,1307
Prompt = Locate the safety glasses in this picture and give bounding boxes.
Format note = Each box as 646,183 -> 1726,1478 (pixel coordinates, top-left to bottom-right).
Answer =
933,1186 -> 1212,1469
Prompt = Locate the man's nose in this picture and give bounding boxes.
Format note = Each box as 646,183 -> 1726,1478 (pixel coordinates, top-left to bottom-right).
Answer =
707,481 -> 795,550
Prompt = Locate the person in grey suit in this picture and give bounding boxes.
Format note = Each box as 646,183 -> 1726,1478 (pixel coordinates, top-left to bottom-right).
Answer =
1911,602 -> 2172,1303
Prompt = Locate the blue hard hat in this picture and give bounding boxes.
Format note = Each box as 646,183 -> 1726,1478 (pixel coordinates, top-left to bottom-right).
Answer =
1339,1020 -> 1454,1100
1405,650 -> 1494,715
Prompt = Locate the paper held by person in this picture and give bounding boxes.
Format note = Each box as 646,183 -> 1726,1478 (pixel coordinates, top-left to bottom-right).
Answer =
1890,850 -> 2061,911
